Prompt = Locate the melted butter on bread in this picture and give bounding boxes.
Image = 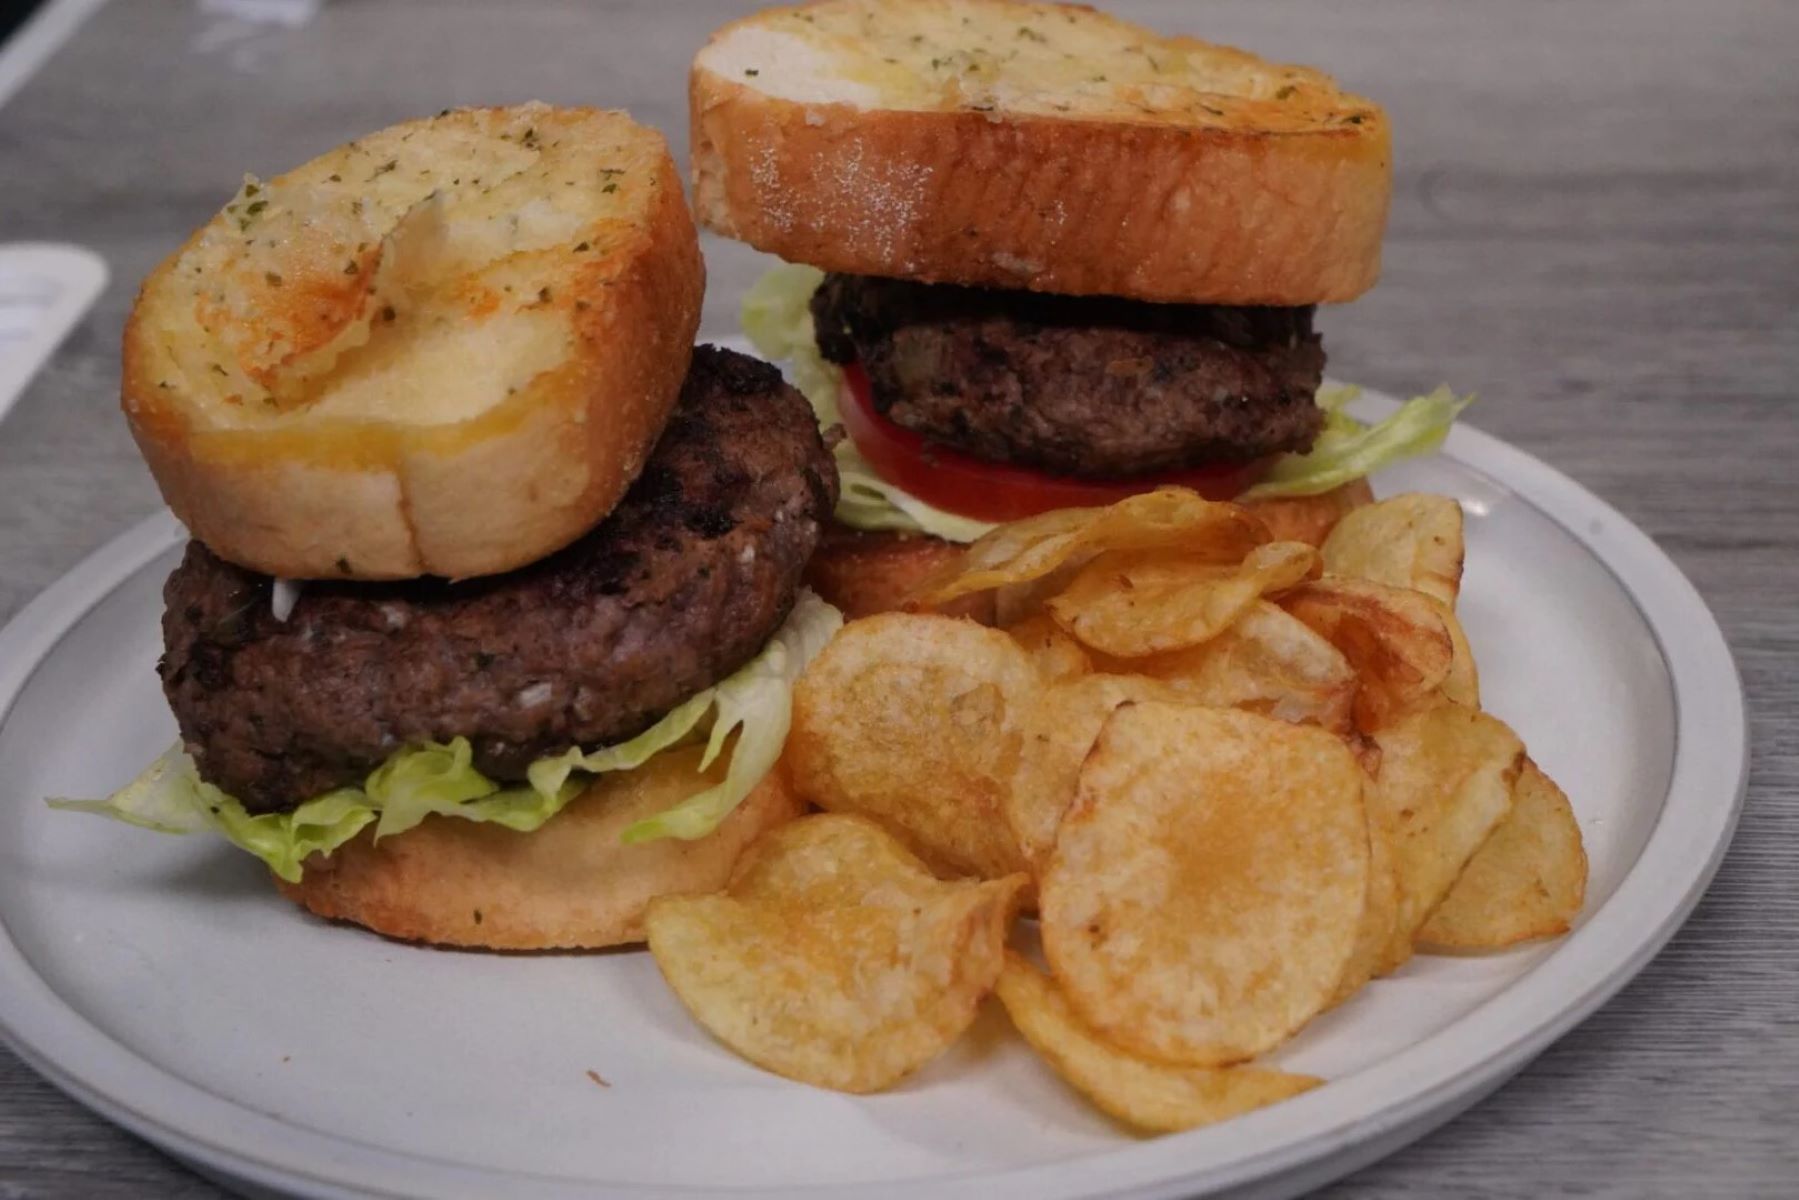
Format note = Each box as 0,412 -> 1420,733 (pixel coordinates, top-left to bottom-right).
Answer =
124,104 -> 703,580
138,104 -> 659,428
696,1 -> 1375,130
691,1 -> 1389,306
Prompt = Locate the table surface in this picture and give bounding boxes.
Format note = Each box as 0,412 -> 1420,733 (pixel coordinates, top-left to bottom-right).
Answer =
2,1 -> 1795,1196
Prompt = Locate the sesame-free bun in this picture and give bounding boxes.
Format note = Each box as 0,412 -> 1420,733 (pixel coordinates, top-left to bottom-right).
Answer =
691,0 -> 1389,306
276,746 -> 804,951
124,104 -> 703,580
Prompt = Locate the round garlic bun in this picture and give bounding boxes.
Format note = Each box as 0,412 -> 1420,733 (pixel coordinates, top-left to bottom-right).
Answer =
124,103 -> 704,580
277,747 -> 804,951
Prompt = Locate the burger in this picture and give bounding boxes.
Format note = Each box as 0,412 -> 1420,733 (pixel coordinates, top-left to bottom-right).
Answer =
56,104 -> 842,950
690,0 -> 1469,615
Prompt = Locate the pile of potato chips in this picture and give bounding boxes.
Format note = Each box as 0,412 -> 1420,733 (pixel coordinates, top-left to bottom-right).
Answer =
647,487 -> 1587,1132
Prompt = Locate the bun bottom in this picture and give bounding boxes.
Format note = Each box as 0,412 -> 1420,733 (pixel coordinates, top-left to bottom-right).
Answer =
276,746 -> 802,950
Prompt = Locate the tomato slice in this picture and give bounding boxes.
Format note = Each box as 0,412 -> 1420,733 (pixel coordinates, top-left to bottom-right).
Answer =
837,364 -> 1268,524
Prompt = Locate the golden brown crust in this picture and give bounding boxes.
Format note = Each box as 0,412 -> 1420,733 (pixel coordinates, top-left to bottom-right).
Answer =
124,105 -> 704,580
275,748 -> 803,950
691,2 -> 1389,305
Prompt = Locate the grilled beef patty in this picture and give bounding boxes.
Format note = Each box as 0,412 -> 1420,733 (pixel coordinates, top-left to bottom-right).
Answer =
811,273 -> 1326,479
161,346 -> 838,814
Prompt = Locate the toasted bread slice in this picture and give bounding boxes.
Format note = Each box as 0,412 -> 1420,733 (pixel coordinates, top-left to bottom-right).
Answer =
124,104 -> 703,580
692,0 -> 1388,305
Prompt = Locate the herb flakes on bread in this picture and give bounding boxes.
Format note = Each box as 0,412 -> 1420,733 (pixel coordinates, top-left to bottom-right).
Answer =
693,0 -> 1389,306
125,103 -> 703,580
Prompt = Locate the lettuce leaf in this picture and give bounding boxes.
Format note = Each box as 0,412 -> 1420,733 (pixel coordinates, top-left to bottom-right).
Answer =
744,265 -> 1472,514
525,689 -> 714,805
50,592 -> 843,881
742,264 -> 997,544
834,454 -> 997,543
742,265 -> 845,426
620,588 -> 841,842
1238,384 -> 1474,499
50,747 -> 378,884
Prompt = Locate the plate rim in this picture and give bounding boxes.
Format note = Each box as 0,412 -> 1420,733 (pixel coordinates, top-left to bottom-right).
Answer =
0,393 -> 1748,1200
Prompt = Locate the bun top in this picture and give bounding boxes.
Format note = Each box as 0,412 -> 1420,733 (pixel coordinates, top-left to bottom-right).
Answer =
692,0 -> 1390,305
125,104 -> 703,580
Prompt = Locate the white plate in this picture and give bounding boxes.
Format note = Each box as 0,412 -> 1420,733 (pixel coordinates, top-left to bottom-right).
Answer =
0,377 -> 1746,1200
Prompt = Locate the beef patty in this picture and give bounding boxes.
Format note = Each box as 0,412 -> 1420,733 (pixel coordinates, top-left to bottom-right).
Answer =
811,273 -> 1327,479
161,346 -> 839,814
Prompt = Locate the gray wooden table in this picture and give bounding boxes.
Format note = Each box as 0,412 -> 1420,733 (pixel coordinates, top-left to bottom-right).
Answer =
2,1 -> 1795,1196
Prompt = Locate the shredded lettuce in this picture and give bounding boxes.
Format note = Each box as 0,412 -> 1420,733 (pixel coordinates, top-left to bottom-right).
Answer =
744,265 -> 1471,516
742,264 -> 997,544
50,747 -> 381,884
50,592 -> 843,881
834,455 -> 997,543
620,589 -> 841,843
742,265 -> 846,427
1240,384 -> 1474,499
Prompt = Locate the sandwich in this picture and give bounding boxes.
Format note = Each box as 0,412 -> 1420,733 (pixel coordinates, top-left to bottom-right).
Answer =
690,0 -> 1469,614
56,104 -> 843,949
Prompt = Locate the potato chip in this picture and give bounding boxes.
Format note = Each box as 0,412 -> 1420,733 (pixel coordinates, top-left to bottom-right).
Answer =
718,814 -> 925,902
805,524 -> 995,623
1280,579 -> 1455,732
1041,703 -> 1369,1066
913,488 -> 1269,609
1006,674 -> 1186,870
1241,479 -> 1375,548
1047,541 -> 1319,658
1331,815 -> 1401,1003
912,505 -> 1101,610
995,953 -> 1320,1132
1367,701 -> 1524,960
1418,758 -> 1586,950
788,613 -> 1036,879
1102,602 -> 1357,735
992,571 -> 1078,628
1006,614 -> 1092,683
1321,493 -> 1465,608
1346,732 -> 1384,780
1431,597 -> 1481,708
646,815 -> 1027,1093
